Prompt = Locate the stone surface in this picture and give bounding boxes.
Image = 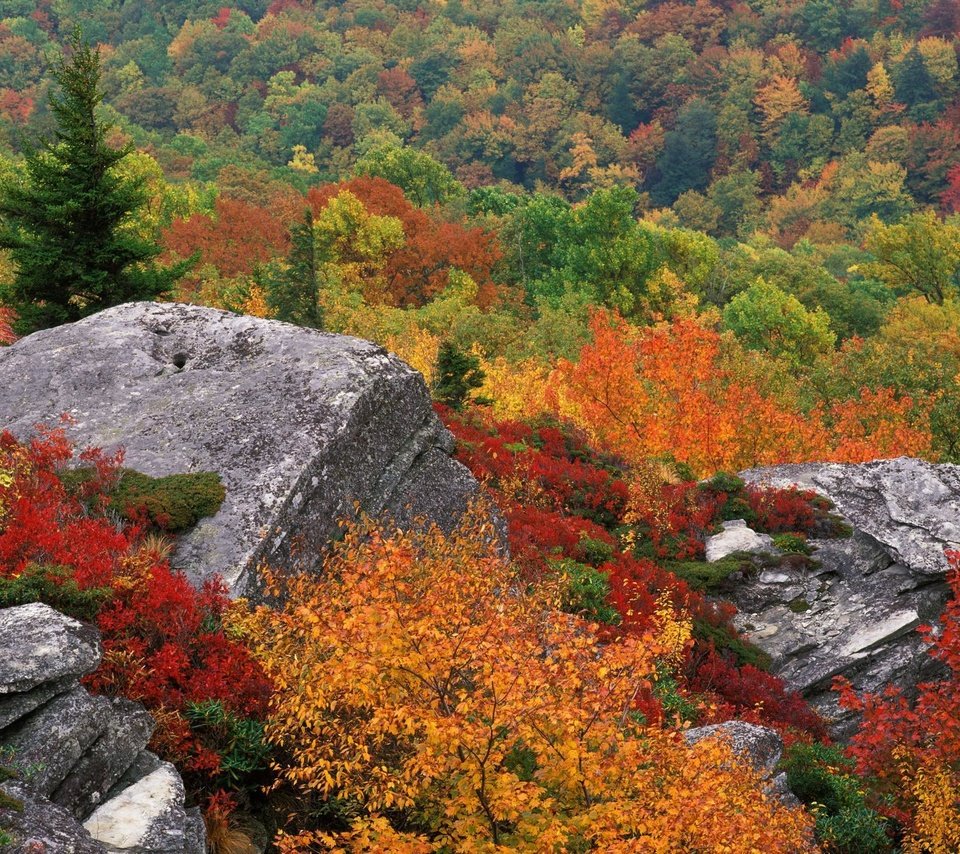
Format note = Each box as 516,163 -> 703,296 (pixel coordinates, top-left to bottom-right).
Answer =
0,677 -> 74,731
3,687 -> 111,797
741,458 -> 960,575
0,779 -> 106,853
83,763 -> 186,854
0,604 -> 101,694
731,459 -> 956,738
0,302 -> 485,595
52,699 -> 156,819
705,519 -> 778,562
182,808 -> 206,854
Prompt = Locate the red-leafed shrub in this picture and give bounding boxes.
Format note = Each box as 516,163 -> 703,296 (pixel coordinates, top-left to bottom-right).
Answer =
0,424 -> 272,797
745,484 -> 819,535
835,552 -> 960,833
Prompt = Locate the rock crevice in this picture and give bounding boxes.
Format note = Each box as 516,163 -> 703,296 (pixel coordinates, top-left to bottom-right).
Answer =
0,603 -> 203,854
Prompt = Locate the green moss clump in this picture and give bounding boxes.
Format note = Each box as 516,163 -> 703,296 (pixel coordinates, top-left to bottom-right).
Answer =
692,619 -> 772,671
61,467 -> 226,533
788,597 -> 811,614
662,557 -> 749,592
0,765 -> 24,816
773,533 -> 813,555
109,470 -> 225,532
0,564 -> 111,622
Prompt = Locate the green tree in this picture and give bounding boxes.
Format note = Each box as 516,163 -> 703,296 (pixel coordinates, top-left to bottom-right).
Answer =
861,211 -> 960,304
354,137 -> 464,207
0,31 -> 186,334
723,277 -> 836,369
650,99 -> 717,206
263,208 -> 324,329
432,341 -> 486,410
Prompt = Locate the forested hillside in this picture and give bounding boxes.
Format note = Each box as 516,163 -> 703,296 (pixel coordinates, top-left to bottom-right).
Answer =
1,0 -> 960,851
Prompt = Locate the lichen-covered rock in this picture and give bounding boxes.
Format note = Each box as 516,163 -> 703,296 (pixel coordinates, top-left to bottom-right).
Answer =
0,779 -> 105,853
83,763 -> 186,854
0,302 -> 485,595
0,604 -> 101,694
733,459 -> 955,738
741,458 -> 960,575
51,699 -> 156,819
705,519 -> 778,562
0,677 -> 74,731
3,687 -> 111,797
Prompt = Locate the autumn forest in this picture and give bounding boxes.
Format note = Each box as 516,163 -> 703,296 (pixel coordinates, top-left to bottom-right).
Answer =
1,0 -> 960,850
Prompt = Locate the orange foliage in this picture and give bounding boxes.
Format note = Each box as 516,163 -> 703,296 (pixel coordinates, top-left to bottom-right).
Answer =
307,177 -> 501,307
234,514 -> 814,851
163,196 -> 290,279
547,310 -> 933,476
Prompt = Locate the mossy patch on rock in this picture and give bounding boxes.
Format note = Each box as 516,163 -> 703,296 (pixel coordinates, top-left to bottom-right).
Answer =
0,564 -> 111,622
61,468 -> 225,533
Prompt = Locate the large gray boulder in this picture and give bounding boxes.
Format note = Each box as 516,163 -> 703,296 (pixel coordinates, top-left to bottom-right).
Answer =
0,302 -> 483,595
732,458 -> 956,738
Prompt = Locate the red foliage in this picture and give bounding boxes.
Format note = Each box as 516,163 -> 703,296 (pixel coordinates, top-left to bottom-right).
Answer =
691,647 -> 827,737
307,177 -> 501,307
162,196 -> 290,279
835,552 -> 960,823
745,485 -> 818,534
0,426 -> 272,781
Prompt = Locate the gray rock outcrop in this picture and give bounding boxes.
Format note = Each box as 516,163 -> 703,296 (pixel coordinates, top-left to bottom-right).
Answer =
0,604 -> 203,853
0,302 -> 484,595
731,458 -> 956,738
705,519 -> 777,562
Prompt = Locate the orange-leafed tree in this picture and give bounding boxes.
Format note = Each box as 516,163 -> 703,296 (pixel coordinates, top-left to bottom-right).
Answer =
548,310 -> 934,477
233,513 -> 814,851
307,177 -> 501,307
162,196 -> 290,280
547,310 -> 819,476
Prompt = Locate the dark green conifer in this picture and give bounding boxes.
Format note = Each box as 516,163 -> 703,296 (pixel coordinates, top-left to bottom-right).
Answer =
263,208 -> 324,329
0,30 -> 187,334
433,342 -> 486,410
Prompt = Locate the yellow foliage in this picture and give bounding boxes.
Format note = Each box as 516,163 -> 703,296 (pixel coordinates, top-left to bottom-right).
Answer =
384,326 -> 440,384
234,513 -> 814,851
476,354 -> 549,420
900,758 -> 960,854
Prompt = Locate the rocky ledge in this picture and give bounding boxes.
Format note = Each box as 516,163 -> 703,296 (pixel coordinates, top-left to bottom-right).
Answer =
0,302 -> 484,595
719,457 -> 957,738
0,603 -> 203,853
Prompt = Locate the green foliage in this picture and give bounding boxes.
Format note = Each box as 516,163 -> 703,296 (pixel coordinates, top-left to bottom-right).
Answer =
787,597 -> 811,614
0,564 -> 111,621
432,341 -> 487,410
0,30 -> 187,333
61,466 -> 225,533
652,665 -> 700,724
183,700 -> 272,790
555,559 -> 620,625
773,533 -> 813,556
693,618 -> 771,671
861,211 -> 960,305
662,557 -> 748,592
723,278 -> 836,369
263,208 -> 324,329
354,139 -> 464,207
781,743 -> 892,854
109,469 -> 225,532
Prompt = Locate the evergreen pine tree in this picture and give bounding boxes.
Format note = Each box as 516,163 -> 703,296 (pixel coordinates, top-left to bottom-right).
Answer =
432,342 -> 487,410
263,208 -> 325,329
0,30 -> 187,333
895,47 -> 939,110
